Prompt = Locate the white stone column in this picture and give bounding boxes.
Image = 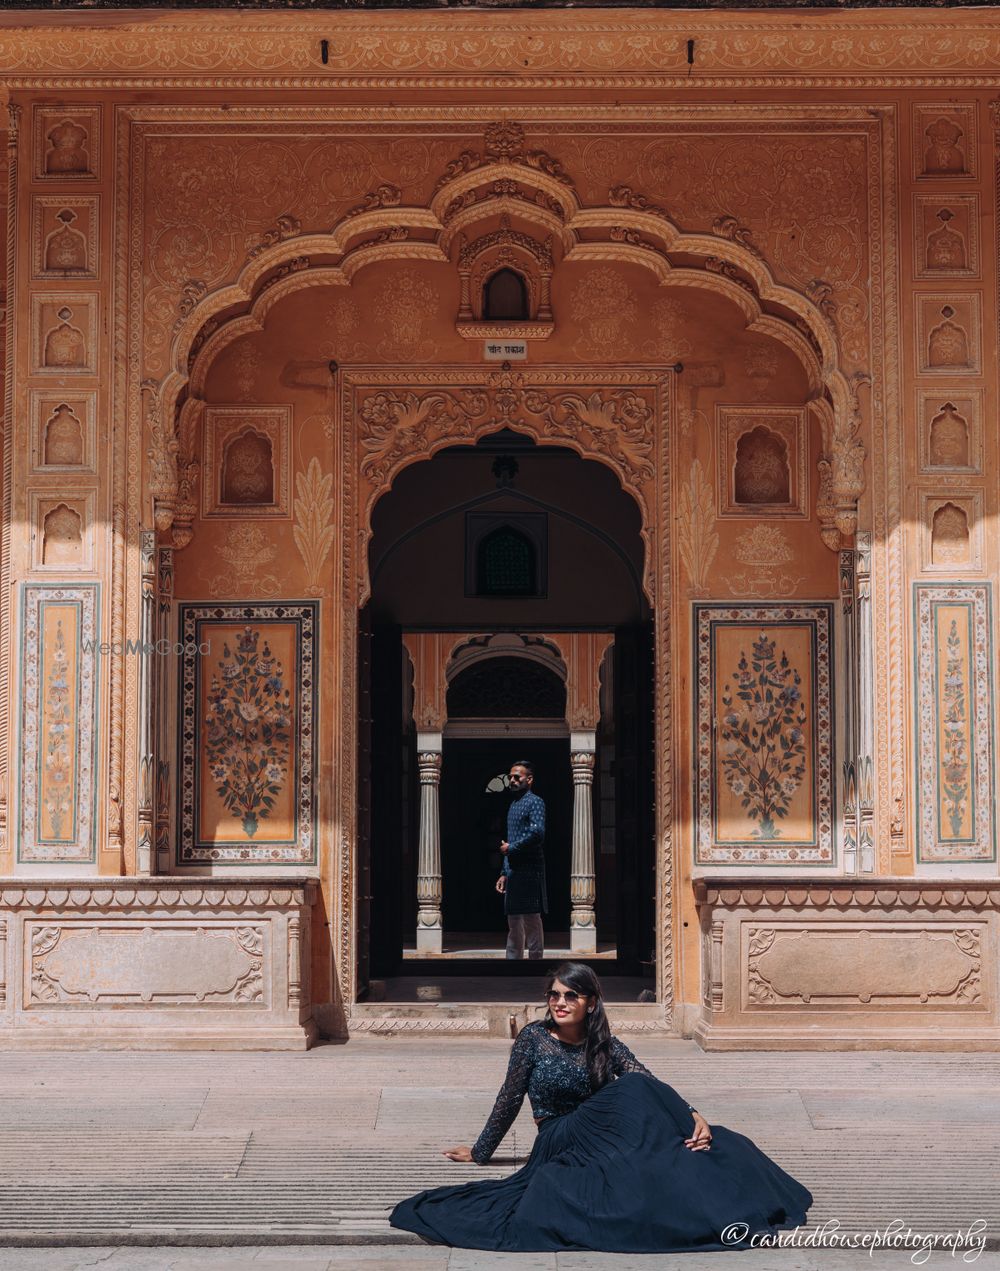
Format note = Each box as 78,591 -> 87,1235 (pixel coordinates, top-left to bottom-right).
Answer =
570,734 -> 597,954
416,737 -> 443,954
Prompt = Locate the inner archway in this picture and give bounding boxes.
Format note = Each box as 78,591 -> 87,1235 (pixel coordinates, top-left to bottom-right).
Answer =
359,430 -> 655,1001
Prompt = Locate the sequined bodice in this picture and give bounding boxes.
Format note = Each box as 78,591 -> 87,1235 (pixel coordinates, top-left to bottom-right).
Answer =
470,1021 -> 655,1163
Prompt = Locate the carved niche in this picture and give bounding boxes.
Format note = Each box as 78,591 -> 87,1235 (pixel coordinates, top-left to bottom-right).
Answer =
918,297 -> 981,375
456,214 -> 554,337
202,406 -> 291,518
921,493 -> 982,573
40,401 -> 86,468
31,296 -> 98,376
913,196 -> 979,279
913,105 -> 977,179
717,406 -> 807,518
31,494 -> 94,572
33,106 -> 101,181
918,390 -> 981,474
32,197 -> 99,280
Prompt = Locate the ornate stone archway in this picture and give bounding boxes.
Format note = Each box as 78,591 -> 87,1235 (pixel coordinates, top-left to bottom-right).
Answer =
335,365 -> 673,1014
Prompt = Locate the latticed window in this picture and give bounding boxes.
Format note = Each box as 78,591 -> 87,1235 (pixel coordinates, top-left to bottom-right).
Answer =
476,525 -> 536,595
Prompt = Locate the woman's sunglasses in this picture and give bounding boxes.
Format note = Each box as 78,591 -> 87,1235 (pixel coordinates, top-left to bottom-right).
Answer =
545,989 -> 585,1004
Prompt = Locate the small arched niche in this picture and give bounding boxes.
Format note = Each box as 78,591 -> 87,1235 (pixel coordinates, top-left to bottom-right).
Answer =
482,267 -> 530,321
43,403 -> 85,466
220,428 -> 275,505
931,501 -> 970,565
41,503 -> 84,566
734,426 -> 791,506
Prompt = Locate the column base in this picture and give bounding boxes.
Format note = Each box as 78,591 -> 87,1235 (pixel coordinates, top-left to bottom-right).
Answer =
570,923 -> 597,955
415,924 -> 443,954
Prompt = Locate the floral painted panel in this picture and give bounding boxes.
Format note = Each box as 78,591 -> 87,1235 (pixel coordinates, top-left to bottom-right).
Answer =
178,602 -> 317,864
695,604 -> 834,865
914,584 -> 995,863
17,584 -> 100,862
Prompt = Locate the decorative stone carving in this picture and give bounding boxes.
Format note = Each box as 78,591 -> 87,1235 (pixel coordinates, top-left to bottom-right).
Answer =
929,501 -> 972,569
33,106 -> 100,180
746,926 -> 981,1007
918,296 -> 981,375
725,526 -> 805,598
0,881 -> 315,1049
457,214 -> 554,329
913,105 -> 977,179
676,460 -> 718,596
293,458 -> 336,597
32,197 -> 99,280
41,403 -> 85,467
717,407 -> 807,519
202,406 -> 291,518
31,295 -> 98,376
917,390 -> 981,474
913,196 -> 979,279
694,882 -> 1000,1050
416,749 -> 443,955
570,749 -> 597,954
39,503 -> 84,568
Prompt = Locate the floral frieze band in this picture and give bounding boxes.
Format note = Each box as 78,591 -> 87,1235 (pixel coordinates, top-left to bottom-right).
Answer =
17,583 -> 100,863
914,584 -> 996,863
178,602 -> 318,865
695,603 -> 834,866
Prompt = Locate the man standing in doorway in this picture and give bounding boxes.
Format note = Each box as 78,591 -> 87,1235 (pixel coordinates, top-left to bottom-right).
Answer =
496,760 -> 547,959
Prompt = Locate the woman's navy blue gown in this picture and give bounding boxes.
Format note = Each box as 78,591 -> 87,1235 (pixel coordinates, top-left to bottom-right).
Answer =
389,1021 -> 812,1253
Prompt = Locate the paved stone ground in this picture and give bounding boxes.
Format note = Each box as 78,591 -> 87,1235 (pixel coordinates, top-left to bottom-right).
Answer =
0,1039 -> 997,1270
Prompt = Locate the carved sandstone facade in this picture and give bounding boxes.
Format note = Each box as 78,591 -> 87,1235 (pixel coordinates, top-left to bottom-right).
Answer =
1,9 -> 1000,1046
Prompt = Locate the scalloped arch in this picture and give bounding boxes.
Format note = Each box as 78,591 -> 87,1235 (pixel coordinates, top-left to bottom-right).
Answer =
149,155 -> 861,551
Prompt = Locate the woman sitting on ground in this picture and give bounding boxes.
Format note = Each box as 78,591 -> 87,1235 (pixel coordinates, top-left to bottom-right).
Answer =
390,961 -> 812,1253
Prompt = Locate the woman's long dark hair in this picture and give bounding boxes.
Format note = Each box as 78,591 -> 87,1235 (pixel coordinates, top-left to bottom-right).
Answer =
542,962 -> 613,1092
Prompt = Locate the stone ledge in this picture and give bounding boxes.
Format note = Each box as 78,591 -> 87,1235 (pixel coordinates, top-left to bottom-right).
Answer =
694,876 -> 998,1051
349,1000 -> 673,1039
0,876 -> 319,1051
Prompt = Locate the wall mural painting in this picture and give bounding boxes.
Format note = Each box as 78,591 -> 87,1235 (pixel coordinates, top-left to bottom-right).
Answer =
177,602 -> 317,864
695,604 -> 834,866
914,585 -> 996,864
17,584 -> 100,863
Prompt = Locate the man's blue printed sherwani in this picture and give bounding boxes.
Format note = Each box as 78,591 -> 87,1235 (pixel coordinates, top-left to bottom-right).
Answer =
502,788 -> 547,915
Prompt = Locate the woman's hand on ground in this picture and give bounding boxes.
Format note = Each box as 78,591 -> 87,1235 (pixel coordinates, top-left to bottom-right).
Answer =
443,1145 -> 474,1162
685,1112 -> 712,1151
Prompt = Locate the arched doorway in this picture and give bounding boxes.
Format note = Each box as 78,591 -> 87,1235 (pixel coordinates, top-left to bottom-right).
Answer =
357,423 -> 656,999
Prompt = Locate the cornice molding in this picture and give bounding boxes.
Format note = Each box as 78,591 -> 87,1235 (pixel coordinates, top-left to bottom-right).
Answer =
2,11 -> 1000,86
694,879 -> 1000,911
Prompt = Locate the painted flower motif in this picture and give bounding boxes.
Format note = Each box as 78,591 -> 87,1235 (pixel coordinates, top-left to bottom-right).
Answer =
204,628 -> 291,839
718,631 -> 808,840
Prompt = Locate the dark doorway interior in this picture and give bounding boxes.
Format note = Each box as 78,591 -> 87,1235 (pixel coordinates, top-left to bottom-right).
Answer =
440,737 -> 572,936
360,437 -> 655,997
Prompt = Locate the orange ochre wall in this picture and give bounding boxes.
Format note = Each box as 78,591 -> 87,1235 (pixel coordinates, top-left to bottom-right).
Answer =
2,9 -> 1000,1023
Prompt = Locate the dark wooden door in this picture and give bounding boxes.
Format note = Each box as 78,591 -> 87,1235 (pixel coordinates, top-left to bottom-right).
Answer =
614,620 -> 656,971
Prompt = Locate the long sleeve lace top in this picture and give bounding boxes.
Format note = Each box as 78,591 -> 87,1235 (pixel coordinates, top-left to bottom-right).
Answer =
470,1020 -> 694,1163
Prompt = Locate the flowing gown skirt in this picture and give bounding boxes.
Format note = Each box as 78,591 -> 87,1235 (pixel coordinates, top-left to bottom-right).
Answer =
389,1073 -> 812,1253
